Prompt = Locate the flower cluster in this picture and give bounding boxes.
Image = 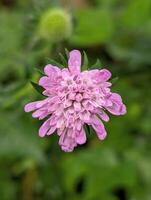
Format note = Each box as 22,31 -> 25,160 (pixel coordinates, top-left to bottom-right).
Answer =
24,50 -> 126,152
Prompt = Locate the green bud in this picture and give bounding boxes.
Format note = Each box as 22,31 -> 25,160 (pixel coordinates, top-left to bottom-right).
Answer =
38,8 -> 72,42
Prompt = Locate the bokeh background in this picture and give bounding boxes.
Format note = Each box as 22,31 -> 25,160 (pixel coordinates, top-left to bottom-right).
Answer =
0,0 -> 151,199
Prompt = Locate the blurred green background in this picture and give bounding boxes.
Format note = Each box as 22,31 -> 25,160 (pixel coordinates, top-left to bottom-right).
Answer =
0,0 -> 151,199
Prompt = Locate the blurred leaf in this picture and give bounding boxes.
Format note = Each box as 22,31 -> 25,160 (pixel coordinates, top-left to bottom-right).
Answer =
0,170 -> 17,200
61,146 -> 138,199
109,33 -> 151,68
0,83 -> 33,109
0,110 -> 46,163
95,0 -> 119,8
70,9 -> 114,46
0,11 -> 23,57
122,0 -> 151,28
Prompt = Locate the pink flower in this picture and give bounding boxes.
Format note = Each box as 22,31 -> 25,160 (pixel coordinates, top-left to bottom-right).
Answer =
24,50 -> 126,152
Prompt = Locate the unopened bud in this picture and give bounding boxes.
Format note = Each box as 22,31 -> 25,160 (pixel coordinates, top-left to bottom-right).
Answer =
38,8 -> 72,42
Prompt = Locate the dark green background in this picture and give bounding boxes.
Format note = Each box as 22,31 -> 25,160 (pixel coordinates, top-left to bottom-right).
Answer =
0,0 -> 151,199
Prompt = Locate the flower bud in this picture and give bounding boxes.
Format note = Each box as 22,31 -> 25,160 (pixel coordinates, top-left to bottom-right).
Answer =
38,8 -> 72,42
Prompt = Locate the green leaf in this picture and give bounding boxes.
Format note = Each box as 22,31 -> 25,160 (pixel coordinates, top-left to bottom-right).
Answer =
30,81 -> 44,95
82,51 -> 89,70
34,68 -> 45,76
84,124 -> 91,135
59,53 -> 67,66
65,48 -> 69,59
46,58 -> 64,68
91,59 -> 102,69
111,77 -> 119,85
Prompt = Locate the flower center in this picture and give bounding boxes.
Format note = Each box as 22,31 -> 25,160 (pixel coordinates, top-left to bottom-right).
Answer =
58,74 -> 100,123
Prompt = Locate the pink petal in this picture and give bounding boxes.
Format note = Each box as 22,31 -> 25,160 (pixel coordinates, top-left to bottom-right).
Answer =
75,119 -> 82,131
99,69 -> 112,82
76,128 -> 86,144
73,102 -> 81,111
106,93 -> 126,115
48,102 -> 60,112
59,130 -> 77,152
61,68 -> 70,77
44,64 -> 60,77
61,145 -> 74,152
98,110 -> 110,122
79,111 -> 90,122
57,129 -> 63,136
68,50 -> 81,74
120,104 -> 127,115
39,119 -> 50,137
36,99 -> 48,108
39,112 -> 50,120
56,118 -> 65,129
39,76 -> 50,87
82,100 -> 94,111
75,93 -> 83,102
47,125 -> 56,135
64,99 -> 72,108
49,114 -> 58,126
106,103 -> 120,115
24,102 -> 37,112
68,92 -> 76,100
91,116 -> 107,140
32,110 -> 45,118
68,107 -> 74,114
111,93 -> 122,102
88,69 -> 99,78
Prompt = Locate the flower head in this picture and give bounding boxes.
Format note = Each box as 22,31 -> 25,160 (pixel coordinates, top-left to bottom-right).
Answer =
24,50 -> 126,152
